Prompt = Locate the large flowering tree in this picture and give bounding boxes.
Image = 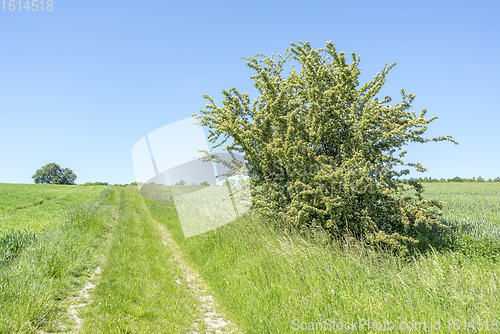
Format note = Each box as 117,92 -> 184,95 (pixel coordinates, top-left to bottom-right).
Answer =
195,41 -> 456,254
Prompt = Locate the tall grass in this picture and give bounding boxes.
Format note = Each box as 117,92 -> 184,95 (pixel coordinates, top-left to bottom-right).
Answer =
0,230 -> 36,265
146,183 -> 500,333
80,186 -> 202,333
0,183 -> 72,212
0,184 -> 105,236
0,187 -> 118,333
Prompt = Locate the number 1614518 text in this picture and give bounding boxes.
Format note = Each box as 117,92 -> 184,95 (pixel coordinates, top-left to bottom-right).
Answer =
1,0 -> 53,11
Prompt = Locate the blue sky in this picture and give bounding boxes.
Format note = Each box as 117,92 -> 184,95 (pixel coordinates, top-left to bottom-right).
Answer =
1,0 -> 499,184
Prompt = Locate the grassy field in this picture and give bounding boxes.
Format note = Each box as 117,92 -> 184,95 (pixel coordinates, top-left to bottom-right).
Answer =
0,184 -> 106,236
146,182 -> 500,333
0,184 -> 70,212
1,182 -> 499,333
0,184 -> 117,333
424,182 -> 500,239
0,185 -> 237,333
79,186 -> 203,333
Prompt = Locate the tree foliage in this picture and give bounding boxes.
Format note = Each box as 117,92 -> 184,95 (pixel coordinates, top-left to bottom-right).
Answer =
195,41 -> 457,255
32,163 -> 77,185
175,179 -> 187,186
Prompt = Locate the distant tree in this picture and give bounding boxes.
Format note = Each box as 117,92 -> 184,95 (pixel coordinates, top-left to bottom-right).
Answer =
200,181 -> 210,186
175,179 -> 187,186
32,163 -> 77,185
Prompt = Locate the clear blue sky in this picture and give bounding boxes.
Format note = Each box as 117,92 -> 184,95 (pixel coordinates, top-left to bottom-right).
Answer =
1,0 -> 499,184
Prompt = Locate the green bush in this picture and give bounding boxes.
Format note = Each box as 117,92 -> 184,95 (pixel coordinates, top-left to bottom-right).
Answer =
196,41 -> 457,255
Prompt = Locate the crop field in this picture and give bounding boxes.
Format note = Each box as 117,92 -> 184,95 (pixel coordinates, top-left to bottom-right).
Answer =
424,182 -> 500,240
0,184 -> 105,236
0,182 -> 499,333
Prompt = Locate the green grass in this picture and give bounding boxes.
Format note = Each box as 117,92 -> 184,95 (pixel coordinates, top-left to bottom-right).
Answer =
1,182 -> 499,333
145,183 -> 500,333
0,184 -> 105,236
421,183 -> 500,260
424,182 -> 500,238
0,229 -> 37,265
0,184 -> 216,333
80,186 -> 202,333
0,183 -> 73,212
0,186 -> 118,333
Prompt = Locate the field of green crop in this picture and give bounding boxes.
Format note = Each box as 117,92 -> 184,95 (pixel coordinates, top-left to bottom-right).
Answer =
0,183 -> 105,236
424,182 -> 500,240
1,182 -> 499,333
